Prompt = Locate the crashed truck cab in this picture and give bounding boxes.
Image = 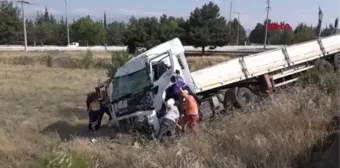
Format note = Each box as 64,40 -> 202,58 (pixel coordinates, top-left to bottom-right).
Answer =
100,38 -> 197,135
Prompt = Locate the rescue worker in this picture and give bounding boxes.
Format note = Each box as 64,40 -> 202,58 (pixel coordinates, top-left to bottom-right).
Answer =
179,87 -> 199,136
169,75 -> 185,116
157,98 -> 180,142
86,92 -> 113,131
87,94 -> 102,131
173,70 -> 201,105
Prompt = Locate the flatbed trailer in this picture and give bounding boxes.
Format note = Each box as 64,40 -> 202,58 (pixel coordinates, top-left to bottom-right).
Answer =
97,33 -> 340,135
188,34 -> 340,119
192,34 -> 340,93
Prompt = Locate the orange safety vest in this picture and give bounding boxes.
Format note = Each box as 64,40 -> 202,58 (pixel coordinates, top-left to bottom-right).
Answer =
179,87 -> 198,115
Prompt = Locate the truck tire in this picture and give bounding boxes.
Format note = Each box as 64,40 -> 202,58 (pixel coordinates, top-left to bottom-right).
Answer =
333,53 -> 340,70
224,88 -> 237,111
316,59 -> 335,72
234,87 -> 255,109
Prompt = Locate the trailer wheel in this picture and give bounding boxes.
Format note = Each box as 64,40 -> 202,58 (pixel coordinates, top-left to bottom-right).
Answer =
234,87 -> 255,108
316,59 -> 335,72
224,88 -> 237,111
333,53 -> 340,70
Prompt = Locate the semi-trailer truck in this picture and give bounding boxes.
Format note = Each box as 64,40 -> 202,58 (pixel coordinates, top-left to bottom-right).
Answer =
96,33 -> 340,135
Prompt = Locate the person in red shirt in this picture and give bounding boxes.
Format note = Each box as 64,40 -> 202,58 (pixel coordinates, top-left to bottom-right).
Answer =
179,87 -> 199,136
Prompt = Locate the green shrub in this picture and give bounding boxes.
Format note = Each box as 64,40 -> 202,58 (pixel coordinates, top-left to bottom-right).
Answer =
46,55 -> 53,67
82,49 -> 94,69
107,52 -> 132,78
298,65 -> 339,94
12,56 -> 34,65
35,150 -> 91,168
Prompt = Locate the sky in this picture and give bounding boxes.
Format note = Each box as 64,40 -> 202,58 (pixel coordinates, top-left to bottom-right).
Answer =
13,0 -> 340,30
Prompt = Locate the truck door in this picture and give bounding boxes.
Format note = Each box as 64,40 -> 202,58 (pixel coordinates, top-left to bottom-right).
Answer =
175,53 -> 197,94
148,50 -> 175,112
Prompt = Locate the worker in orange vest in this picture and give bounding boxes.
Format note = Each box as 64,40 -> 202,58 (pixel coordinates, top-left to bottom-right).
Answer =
179,87 -> 199,136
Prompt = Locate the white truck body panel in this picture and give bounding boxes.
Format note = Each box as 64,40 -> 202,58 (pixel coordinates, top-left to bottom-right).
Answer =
192,59 -> 245,91
115,38 -> 184,77
321,34 -> 340,54
244,49 -> 288,77
192,34 -> 340,92
285,40 -> 323,65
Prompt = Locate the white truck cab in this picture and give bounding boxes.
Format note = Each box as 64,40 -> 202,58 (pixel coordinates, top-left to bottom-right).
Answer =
103,38 -> 197,134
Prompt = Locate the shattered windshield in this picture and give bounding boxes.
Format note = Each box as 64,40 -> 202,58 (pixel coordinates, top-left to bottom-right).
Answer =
113,68 -> 150,100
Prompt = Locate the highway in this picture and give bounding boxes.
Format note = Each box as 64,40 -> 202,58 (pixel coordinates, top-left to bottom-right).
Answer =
0,45 -> 283,52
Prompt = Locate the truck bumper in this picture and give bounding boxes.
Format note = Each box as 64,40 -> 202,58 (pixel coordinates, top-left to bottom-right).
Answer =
114,110 -> 160,135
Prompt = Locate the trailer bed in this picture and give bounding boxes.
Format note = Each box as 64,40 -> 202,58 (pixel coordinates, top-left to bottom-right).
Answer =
191,34 -> 340,93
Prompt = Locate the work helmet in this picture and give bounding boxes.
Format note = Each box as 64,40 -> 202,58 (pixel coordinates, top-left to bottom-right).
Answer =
167,98 -> 175,106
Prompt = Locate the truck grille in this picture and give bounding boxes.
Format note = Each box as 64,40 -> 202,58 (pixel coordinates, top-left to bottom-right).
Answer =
127,92 -> 144,107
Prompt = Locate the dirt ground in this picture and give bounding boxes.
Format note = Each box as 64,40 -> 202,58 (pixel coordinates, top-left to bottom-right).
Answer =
0,60 -> 338,167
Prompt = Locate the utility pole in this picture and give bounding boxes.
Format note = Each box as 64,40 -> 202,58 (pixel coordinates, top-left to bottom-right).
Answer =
234,12 -> 240,45
65,0 -> 70,46
263,0 -> 271,49
17,0 -> 29,51
228,1 -> 232,25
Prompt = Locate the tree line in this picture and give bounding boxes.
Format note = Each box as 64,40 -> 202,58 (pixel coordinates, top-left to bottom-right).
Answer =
0,0 -> 338,53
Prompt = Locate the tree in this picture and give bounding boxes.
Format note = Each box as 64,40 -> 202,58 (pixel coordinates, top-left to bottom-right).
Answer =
294,23 -> 316,43
249,20 -> 294,45
123,16 -> 161,53
228,18 -> 246,45
25,19 -> 35,45
106,21 -> 126,45
158,14 -> 181,42
248,23 -> 265,44
71,16 -> 107,45
0,1 -> 330,47
0,0 -> 22,45
321,24 -> 335,37
34,8 -> 59,45
175,17 -> 188,44
186,1 -> 229,54
55,17 -> 68,45
103,11 -> 107,29
280,29 -> 294,44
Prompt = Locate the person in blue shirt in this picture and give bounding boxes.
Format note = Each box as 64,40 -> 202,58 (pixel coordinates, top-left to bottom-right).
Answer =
169,75 -> 185,116
171,72 -> 186,95
173,70 -> 201,105
166,70 -> 201,116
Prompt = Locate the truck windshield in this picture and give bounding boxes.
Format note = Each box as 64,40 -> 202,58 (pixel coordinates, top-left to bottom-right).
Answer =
113,68 -> 150,100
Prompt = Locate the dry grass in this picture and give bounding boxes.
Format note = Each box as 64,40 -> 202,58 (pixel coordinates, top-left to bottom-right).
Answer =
0,62 -> 338,168
187,56 -> 231,71
0,51 -> 112,59
0,51 -> 232,71
0,64 -> 107,167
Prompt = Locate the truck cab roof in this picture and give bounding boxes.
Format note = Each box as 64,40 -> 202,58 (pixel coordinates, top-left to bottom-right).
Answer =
115,38 -> 185,77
